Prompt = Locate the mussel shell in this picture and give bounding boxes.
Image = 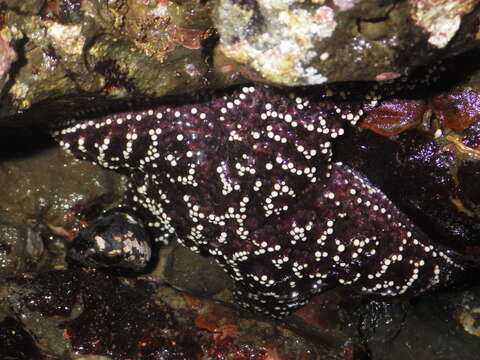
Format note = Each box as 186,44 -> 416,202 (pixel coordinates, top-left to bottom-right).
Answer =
68,208 -> 152,272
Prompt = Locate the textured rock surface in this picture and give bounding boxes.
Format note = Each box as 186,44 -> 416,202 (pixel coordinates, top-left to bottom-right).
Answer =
0,316 -> 45,360
0,130 -> 124,277
0,0 -> 214,122
0,36 -> 17,92
2,0 -> 480,123
213,0 -> 480,85
359,288 -> 480,360
4,269 -> 355,359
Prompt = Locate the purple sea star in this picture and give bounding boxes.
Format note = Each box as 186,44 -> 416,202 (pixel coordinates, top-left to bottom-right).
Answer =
52,83 -> 464,317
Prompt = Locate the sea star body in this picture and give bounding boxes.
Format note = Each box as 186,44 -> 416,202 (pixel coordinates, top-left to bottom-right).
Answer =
52,84 -> 464,317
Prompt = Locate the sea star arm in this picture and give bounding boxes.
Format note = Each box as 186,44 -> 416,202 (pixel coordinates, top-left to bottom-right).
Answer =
52,84 -> 465,317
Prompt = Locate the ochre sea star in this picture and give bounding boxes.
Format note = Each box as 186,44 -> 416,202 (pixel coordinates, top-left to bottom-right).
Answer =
52,83 -> 465,317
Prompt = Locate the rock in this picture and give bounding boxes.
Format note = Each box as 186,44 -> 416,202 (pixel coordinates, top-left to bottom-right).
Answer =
2,0 -> 480,124
213,0 -> 480,85
457,286 -> 480,338
0,130 -> 124,277
5,269 -> 352,359
162,242 -> 233,298
0,224 -> 44,279
0,0 -> 214,122
0,316 -> 45,360
6,271 -> 80,357
359,289 -> 480,360
458,161 -> 480,214
0,37 -> 17,93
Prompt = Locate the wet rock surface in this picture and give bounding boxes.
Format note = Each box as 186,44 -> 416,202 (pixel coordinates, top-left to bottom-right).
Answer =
359,288 -> 480,360
213,0 -> 480,85
4,268 -> 348,360
0,129 -> 124,278
0,316 -> 45,360
0,36 -> 17,92
1,1 -> 480,123
162,242 -> 232,298
0,0 -> 215,122
0,224 -> 44,279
